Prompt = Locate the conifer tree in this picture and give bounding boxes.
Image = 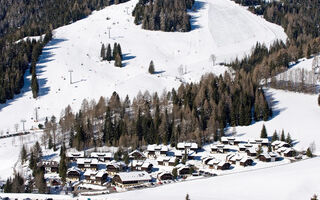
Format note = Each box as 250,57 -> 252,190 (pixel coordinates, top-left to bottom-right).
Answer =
113,43 -> 118,59
186,194 -> 190,200
311,194 -> 318,200
257,145 -> 263,157
59,144 -> 67,182
35,170 -> 46,194
20,145 -> 27,164
106,44 -> 112,61
260,124 -> 267,138
172,168 -> 178,179
114,53 -> 122,67
149,60 -> 155,74
117,43 -> 122,59
100,44 -> 106,60
318,94 -> 320,107
271,130 -> 279,142
286,133 -> 292,146
280,130 -> 285,141
268,144 -> 272,152
31,63 -> 39,98
306,147 -> 313,158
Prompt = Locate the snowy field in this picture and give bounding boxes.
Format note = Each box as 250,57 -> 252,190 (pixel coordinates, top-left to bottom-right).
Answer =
0,0 -> 286,134
3,157 -> 320,200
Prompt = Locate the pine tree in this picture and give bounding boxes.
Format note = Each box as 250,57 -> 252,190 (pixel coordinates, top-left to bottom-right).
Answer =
186,194 -> 190,200
306,147 -> 313,158
106,44 -> 112,61
286,133 -> 292,146
172,168 -> 178,179
48,135 -> 53,149
318,94 -> 320,107
31,64 -> 39,98
149,60 -> 155,74
117,43 -> 122,59
59,144 -> 67,182
100,44 -> 106,60
307,44 -> 312,59
35,170 -> 46,194
20,145 -> 27,164
268,144 -> 272,152
257,145 -> 263,157
271,130 -> 279,142
260,124 -> 267,138
280,130 -> 285,141
114,53 -> 122,67
113,43 -> 118,59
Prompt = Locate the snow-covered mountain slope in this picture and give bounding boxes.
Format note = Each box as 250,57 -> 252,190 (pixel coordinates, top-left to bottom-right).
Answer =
235,88 -> 320,153
0,0 -> 286,133
4,157 -> 320,200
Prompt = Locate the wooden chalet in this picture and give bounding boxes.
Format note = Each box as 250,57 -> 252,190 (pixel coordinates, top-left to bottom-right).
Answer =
157,156 -> 176,166
90,152 -> 113,162
157,172 -> 173,181
147,145 -> 169,158
66,151 -> 85,162
66,167 -> 81,182
239,157 -> 253,167
131,160 -> 153,172
210,144 -> 229,153
107,161 -> 126,175
129,150 -> 146,160
217,161 -> 231,170
84,170 -> 108,185
113,171 -> 152,188
37,161 -> 59,173
177,165 -> 191,175
177,142 -> 198,152
283,148 -> 296,157
246,148 -> 257,157
77,158 -> 99,171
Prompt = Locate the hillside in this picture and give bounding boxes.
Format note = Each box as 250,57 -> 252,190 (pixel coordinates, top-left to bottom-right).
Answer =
0,0 -> 286,134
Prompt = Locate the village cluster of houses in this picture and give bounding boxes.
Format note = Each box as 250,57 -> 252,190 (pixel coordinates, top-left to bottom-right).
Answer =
36,138 -> 298,192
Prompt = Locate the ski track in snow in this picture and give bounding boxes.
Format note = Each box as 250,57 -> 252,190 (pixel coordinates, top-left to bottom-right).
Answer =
0,0 -> 296,179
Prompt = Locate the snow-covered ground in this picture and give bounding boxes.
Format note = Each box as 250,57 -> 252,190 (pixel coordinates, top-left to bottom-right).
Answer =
234,88 -> 320,153
0,0 -> 286,134
3,157 -> 320,200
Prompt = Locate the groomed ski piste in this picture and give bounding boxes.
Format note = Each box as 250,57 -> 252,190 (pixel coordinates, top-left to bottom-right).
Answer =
1,0 -> 319,197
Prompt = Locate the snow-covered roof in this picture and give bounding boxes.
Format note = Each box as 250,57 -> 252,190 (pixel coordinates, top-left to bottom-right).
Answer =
246,148 -> 256,154
116,171 -> 151,182
217,161 -> 228,167
129,150 -> 146,158
207,159 -> 220,165
269,152 -> 279,157
284,148 -> 295,154
141,162 -> 153,168
67,151 -> 84,158
260,153 -> 271,159
96,170 -> 108,178
67,167 -> 81,174
177,142 -> 198,149
240,157 -> 252,162
148,144 -> 169,152
277,147 -> 288,153
77,158 -> 99,165
90,152 -> 113,158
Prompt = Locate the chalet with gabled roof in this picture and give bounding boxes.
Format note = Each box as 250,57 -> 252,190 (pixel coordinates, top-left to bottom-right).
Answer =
113,171 -> 152,188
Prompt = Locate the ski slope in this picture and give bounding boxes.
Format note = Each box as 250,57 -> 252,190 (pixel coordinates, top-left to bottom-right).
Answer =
0,0 -> 286,133
3,157 -> 320,200
0,0 -> 288,179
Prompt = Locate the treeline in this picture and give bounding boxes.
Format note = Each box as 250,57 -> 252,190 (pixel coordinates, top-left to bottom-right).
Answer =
230,0 -> 320,86
0,0 -> 128,39
0,32 -> 51,103
100,43 -> 123,67
55,71 -> 271,151
132,0 -> 195,32
0,0 -> 128,104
